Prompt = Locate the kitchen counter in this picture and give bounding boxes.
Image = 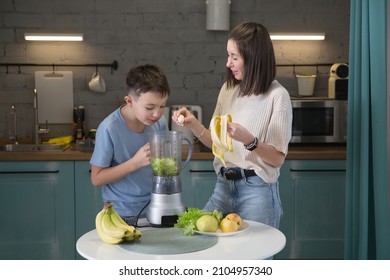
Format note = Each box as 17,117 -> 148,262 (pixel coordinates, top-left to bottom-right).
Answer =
286,143 -> 346,160
0,142 -> 346,161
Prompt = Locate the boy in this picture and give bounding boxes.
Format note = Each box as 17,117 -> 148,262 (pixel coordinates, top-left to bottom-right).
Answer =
90,64 -> 170,225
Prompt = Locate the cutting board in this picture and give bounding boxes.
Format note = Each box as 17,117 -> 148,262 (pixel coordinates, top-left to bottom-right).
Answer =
35,71 -> 74,124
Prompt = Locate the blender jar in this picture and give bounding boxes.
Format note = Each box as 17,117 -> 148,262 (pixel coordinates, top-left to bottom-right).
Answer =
148,130 -> 192,176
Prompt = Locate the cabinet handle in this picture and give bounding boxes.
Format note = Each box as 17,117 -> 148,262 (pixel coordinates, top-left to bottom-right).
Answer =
189,170 -> 215,173
0,170 -> 60,174
289,169 -> 346,172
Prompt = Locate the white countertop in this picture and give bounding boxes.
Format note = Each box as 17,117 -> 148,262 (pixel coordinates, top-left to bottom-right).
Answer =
76,220 -> 286,260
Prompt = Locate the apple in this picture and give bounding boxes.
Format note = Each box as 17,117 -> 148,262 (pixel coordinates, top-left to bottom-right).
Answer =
196,215 -> 218,232
225,213 -> 243,229
220,218 -> 239,233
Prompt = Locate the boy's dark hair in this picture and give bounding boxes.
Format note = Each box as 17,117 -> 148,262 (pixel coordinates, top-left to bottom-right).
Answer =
225,22 -> 276,96
126,64 -> 170,98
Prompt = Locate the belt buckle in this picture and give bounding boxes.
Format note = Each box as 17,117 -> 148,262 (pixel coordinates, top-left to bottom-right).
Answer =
223,169 -> 238,180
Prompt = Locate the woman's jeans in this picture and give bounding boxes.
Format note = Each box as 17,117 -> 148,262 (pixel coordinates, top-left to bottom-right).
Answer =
203,171 -> 283,229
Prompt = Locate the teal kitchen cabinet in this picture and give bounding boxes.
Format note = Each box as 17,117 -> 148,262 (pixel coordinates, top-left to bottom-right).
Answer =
274,160 -> 293,259
74,161 -> 103,259
0,161 -> 75,260
181,160 -> 216,209
275,160 -> 346,260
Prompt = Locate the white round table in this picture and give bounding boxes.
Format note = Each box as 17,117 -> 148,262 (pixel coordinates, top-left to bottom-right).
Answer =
76,220 -> 286,260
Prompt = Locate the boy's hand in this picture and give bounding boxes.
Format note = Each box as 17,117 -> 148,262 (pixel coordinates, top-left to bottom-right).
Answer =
133,143 -> 151,168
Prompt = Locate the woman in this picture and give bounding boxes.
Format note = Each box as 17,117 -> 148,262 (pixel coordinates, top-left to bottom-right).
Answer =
173,22 -> 292,229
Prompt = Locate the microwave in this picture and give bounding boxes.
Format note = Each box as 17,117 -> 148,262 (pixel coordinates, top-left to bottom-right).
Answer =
290,99 -> 347,143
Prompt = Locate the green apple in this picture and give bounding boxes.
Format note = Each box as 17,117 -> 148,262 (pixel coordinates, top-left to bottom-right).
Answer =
196,215 -> 218,232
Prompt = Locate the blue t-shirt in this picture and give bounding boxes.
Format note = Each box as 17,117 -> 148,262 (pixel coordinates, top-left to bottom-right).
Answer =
90,106 -> 168,217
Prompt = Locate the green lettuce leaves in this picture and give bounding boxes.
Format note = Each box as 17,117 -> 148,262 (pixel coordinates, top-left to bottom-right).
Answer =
175,208 -> 223,236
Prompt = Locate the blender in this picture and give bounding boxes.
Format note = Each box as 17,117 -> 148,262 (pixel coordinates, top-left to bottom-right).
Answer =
147,131 -> 192,227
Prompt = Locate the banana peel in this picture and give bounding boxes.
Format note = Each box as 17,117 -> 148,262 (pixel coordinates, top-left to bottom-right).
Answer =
210,114 -> 233,167
43,135 -> 73,145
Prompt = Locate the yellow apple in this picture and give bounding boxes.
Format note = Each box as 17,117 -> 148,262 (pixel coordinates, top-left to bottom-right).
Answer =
196,215 -> 218,232
220,218 -> 239,232
225,213 -> 243,229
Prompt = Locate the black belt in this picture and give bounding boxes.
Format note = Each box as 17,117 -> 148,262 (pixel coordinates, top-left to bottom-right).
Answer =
220,167 -> 257,180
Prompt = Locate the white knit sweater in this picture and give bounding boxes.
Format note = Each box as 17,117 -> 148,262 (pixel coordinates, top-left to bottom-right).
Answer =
210,80 -> 292,183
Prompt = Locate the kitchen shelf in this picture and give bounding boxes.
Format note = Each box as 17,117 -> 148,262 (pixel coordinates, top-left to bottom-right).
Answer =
276,63 -> 334,67
0,60 -> 118,74
276,63 -> 344,75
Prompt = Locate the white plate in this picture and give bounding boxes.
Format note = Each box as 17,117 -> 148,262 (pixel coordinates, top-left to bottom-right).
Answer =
194,221 -> 250,237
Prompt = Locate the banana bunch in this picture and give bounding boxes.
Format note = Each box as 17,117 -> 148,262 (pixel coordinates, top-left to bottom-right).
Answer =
210,114 -> 233,167
95,202 -> 142,244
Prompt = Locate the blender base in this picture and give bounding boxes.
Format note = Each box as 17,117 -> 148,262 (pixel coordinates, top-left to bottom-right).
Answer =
150,215 -> 181,228
147,193 -> 186,227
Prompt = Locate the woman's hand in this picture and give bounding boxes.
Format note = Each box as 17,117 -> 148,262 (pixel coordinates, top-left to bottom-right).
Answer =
172,106 -> 212,148
227,122 -> 285,167
227,122 -> 254,145
172,107 -> 196,127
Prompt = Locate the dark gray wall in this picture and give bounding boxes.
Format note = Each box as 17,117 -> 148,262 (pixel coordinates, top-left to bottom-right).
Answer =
0,0 -> 350,140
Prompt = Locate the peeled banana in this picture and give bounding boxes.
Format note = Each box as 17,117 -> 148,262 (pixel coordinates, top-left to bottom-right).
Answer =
210,114 -> 233,167
95,202 -> 142,244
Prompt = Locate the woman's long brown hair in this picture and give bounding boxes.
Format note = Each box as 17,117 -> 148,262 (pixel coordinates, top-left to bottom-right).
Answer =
225,22 -> 276,96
